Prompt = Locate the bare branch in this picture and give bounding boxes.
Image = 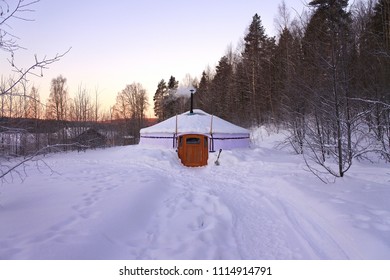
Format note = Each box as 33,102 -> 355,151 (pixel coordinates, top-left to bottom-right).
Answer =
349,97 -> 390,109
1,47 -> 72,96
0,0 -> 74,184
0,142 -> 89,182
0,0 -> 40,53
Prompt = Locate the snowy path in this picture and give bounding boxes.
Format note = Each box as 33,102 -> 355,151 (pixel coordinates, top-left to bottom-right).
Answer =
1,132 -> 390,259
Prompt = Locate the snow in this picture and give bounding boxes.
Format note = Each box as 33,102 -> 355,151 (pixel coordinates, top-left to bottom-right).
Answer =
140,109 -> 250,135
0,127 -> 389,260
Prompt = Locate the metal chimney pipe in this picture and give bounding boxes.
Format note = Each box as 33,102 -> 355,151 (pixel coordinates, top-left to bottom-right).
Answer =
190,89 -> 194,114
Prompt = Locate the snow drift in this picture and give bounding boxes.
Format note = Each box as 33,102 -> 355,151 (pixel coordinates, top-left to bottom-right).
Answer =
0,127 -> 389,260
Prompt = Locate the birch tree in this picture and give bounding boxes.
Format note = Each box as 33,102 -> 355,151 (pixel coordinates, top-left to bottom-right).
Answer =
114,83 -> 149,141
0,0 -> 69,180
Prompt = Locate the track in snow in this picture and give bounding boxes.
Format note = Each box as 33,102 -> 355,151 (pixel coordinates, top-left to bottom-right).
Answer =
1,144 -> 389,259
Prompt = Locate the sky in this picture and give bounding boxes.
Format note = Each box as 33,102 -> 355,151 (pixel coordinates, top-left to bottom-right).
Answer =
1,0 -> 308,117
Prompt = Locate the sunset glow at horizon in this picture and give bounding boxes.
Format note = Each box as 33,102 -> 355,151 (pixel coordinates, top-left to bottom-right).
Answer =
0,0 -> 308,117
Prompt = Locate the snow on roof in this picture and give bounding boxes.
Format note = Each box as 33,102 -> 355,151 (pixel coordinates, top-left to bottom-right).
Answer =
140,109 -> 249,135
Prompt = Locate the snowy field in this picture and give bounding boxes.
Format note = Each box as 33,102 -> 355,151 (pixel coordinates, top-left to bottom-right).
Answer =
0,128 -> 389,260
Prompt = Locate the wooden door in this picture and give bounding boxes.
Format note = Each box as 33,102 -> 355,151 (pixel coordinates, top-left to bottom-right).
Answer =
178,134 -> 208,167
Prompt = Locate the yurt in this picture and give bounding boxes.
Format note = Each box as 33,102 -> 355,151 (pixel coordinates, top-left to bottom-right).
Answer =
139,109 -> 250,152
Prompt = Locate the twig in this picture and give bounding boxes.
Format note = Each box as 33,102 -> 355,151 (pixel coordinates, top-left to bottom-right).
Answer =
1,47 -> 72,97
0,142 -> 87,182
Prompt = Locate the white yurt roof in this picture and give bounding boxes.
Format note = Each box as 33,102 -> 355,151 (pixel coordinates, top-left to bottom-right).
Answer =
140,109 -> 249,135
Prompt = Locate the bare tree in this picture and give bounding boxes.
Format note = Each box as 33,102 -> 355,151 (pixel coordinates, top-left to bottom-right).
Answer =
94,86 -> 100,122
0,0 -> 38,53
71,85 -> 92,123
274,0 -> 292,35
0,0 -> 69,181
1,0 -> 70,99
114,83 -> 149,142
46,75 -> 69,121
181,73 -> 198,88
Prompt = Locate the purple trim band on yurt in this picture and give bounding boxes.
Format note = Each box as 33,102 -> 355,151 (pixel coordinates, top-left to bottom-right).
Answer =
140,136 -> 175,139
212,136 -> 250,140
139,109 -> 250,150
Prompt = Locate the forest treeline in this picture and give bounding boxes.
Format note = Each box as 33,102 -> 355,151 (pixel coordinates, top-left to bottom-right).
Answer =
0,74 -> 151,156
153,0 -> 390,179
1,0 -> 389,180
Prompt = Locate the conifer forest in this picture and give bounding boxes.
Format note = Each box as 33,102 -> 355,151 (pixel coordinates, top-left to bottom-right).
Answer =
1,0 -> 390,179
154,0 -> 390,178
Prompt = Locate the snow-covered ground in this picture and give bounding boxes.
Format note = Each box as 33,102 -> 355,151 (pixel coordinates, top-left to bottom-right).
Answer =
0,127 -> 389,260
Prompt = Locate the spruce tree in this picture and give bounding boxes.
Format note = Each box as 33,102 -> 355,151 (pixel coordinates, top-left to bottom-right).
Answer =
273,27 -> 306,152
242,13 -> 275,124
153,79 -> 167,121
196,71 -> 211,112
164,76 -> 179,119
210,56 -> 234,119
360,0 -> 390,158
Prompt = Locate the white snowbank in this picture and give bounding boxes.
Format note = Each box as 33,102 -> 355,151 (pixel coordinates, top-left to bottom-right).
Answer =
140,109 -> 249,135
0,128 -> 389,259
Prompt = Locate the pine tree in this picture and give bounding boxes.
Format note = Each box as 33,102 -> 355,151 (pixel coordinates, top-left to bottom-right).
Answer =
359,0 -> 390,158
210,56 -> 234,119
369,0 -> 390,93
242,13 -> 275,124
242,14 -> 266,123
273,27 -> 306,152
153,79 -> 167,121
164,76 -> 179,119
373,0 -> 390,50
196,71 -> 211,112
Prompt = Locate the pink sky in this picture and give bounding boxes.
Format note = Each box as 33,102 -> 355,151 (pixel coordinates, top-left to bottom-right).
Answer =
1,0 -> 308,117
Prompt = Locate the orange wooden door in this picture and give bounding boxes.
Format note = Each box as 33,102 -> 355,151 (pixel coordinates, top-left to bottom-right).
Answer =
178,135 -> 208,167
